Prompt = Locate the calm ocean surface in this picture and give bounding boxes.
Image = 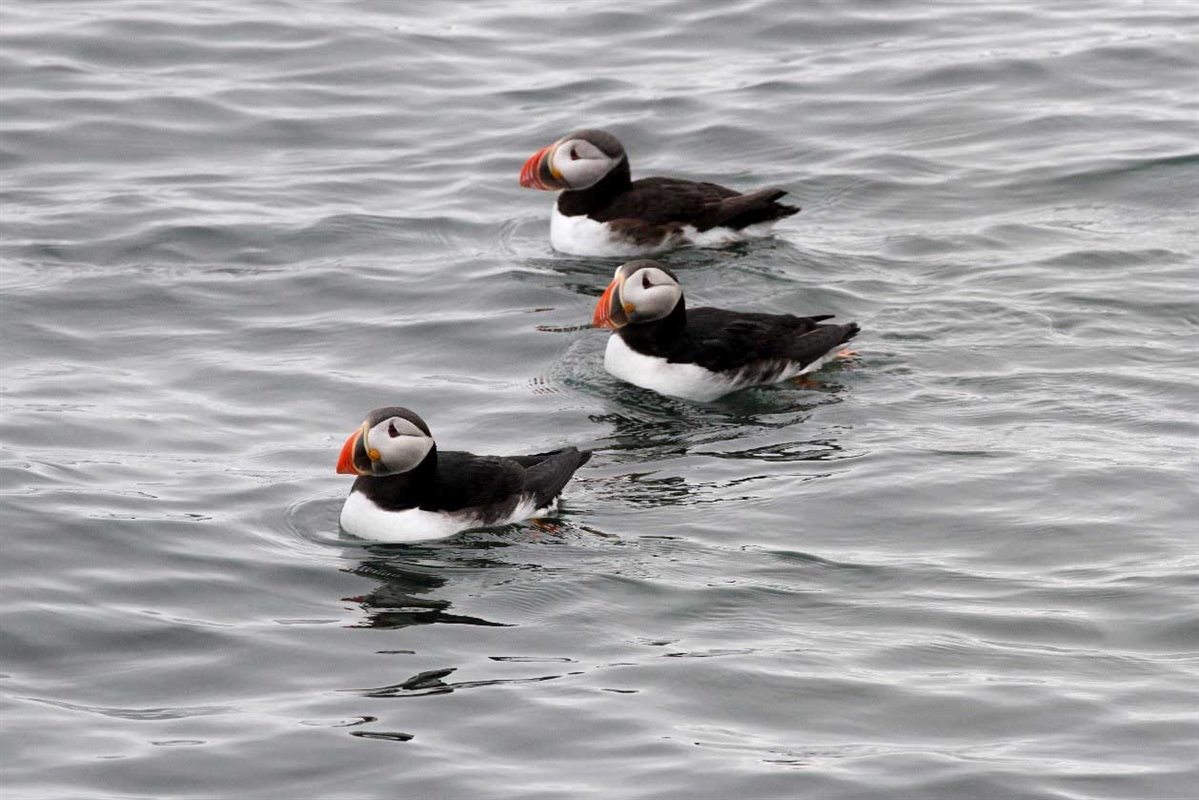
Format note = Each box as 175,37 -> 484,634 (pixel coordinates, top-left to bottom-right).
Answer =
2,2 -> 1197,798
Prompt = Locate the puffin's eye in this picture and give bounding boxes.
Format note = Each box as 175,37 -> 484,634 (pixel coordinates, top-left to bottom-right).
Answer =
642,272 -> 653,290
570,148 -> 580,161
388,422 -> 400,438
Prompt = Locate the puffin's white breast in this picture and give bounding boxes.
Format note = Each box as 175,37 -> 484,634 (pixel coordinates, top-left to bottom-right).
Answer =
549,204 -> 778,257
603,334 -> 835,402
603,335 -> 733,402
339,492 -> 466,542
550,206 -> 660,256
339,491 -> 555,543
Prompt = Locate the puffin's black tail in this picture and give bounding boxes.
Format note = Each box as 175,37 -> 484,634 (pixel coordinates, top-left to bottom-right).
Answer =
711,187 -> 801,230
520,447 -> 592,509
786,319 -> 861,367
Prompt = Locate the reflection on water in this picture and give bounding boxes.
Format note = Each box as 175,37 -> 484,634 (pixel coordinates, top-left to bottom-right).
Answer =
345,553 -> 511,630
350,730 -> 415,742
591,388 -> 845,453
353,666 -> 577,699
696,437 -> 846,463
584,382 -> 856,510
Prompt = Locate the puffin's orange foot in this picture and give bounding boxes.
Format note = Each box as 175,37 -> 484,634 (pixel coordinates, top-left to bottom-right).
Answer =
789,375 -> 821,389
835,349 -> 860,360
530,518 -> 563,535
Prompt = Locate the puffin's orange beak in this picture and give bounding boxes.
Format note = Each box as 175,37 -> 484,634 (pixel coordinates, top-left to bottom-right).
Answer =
592,276 -> 629,329
337,429 -> 365,475
519,143 -> 565,190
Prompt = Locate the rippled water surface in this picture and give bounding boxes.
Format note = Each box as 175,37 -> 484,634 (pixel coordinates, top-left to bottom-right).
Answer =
2,2 -> 1197,798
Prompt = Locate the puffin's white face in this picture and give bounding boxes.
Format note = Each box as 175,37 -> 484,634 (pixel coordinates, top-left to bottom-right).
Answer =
593,260 -> 683,328
337,411 -> 434,477
520,130 -> 625,191
546,138 -> 619,190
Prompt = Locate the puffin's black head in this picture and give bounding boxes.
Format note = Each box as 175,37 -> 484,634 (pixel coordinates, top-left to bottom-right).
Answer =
337,406 -> 435,477
519,128 -> 627,191
566,129 -> 624,158
592,260 -> 683,329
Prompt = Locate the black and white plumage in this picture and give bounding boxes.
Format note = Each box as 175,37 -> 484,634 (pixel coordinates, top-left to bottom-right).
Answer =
336,407 -> 591,542
519,129 -> 800,256
591,261 -> 860,402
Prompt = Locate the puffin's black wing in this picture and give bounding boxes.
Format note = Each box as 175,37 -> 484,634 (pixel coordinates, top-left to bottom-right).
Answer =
504,449 -> 573,469
434,448 -> 590,514
699,186 -> 801,230
432,451 -> 527,513
593,178 -> 799,231
675,308 -> 858,374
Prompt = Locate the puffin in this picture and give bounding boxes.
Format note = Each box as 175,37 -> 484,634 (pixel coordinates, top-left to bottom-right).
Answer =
591,260 -> 860,402
336,406 -> 591,542
519,129 -> 800,256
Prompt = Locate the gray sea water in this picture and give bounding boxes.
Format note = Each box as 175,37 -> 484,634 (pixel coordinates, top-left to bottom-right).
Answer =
2,2 -> 1197,798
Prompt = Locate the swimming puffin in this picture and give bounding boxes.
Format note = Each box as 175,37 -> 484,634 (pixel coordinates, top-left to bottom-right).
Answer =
591,260 -> 860,401
519,129 -> 800,256
336,406 -> 591,542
